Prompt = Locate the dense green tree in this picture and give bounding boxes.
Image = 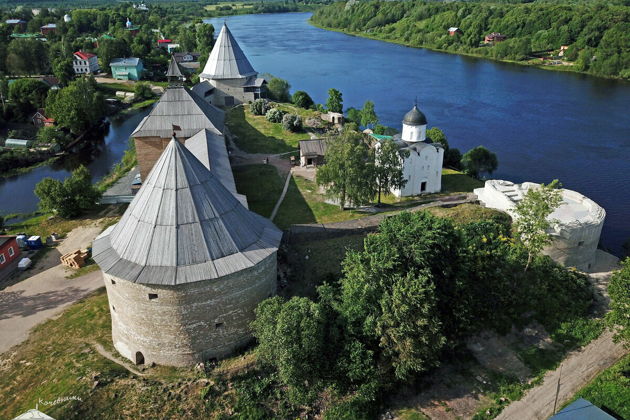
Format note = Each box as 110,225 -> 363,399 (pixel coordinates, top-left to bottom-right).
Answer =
267,77 -> 291,102
36,126 -> 71,148
374,138 -> 409,204
360,100 -> 378,129
513,179 -> 563,271
291,90 -> 314,109
312,1 -> 630,78
52,58 -> 74,86
35,165 -> 101,218
426,127 -> 448,149
97,39 -> 130,72
6,39 -> 49,75
196,23 -> 215,54
326,88 -> 343,113
461,145 -> 498,178
252,296 -> 334,404
317,132 -> 375,208
8,78 -> 49,119
345,107 -> 362,125
46,77 -> 105,133
605,258 -> 630,348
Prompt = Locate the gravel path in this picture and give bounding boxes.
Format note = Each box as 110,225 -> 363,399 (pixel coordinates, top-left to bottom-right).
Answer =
496,330 -> 628,420
0,225 -> 105,355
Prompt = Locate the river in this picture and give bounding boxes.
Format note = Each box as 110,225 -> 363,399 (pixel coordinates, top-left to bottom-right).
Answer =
206,12 -> 630,255
0,109 -> 150,216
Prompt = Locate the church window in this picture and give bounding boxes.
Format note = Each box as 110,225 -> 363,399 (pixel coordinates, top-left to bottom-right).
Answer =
421,181 -> 427,192
111,279 -> 116,285
148,293 -> 158,300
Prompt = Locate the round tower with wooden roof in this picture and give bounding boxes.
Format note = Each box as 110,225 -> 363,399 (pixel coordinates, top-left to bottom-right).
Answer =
92,138 -> 282,367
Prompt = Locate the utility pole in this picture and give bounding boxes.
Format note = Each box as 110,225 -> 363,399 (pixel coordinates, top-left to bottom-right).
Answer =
552,363 -> 563,415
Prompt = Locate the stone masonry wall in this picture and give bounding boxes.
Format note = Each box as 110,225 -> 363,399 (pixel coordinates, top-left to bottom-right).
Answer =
210,79 -> 256,106
103,253 -> 277,366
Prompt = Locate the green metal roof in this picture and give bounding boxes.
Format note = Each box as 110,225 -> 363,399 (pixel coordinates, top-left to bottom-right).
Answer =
369,133 -> 393,141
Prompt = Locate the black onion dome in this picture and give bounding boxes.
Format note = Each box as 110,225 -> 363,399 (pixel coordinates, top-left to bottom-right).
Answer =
403,105 -> 427,126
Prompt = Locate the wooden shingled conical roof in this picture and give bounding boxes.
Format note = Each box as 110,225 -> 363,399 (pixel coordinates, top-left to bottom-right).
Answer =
166,55 -> 184,79
200,23 -> 257,80
92,138 -> 282,285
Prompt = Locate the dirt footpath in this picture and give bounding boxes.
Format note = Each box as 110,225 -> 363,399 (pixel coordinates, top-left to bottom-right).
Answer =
0,225 -> 106,354
496,330 -> 627,420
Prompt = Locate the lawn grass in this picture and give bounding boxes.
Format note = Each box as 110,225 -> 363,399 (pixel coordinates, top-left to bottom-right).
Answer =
441,168 -> 484,193
427,203 -> 512,226
281,234 -> 365,298
226,105 -> 311,154
5,213 -> 100,240
567,353 -> 630,419
0,289 -> 219,420
233,164 -> 285,218
274,175 -> 366,229
204,2 -> 254,11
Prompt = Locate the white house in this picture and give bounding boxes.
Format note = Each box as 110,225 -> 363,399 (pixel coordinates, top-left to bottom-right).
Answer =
372,105 -> 444,196
73,51 -> 100,74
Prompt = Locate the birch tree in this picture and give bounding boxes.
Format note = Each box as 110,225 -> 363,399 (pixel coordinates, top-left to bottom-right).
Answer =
513,179 -> 563,271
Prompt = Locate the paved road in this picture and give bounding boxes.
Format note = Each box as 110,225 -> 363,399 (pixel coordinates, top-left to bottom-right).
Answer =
496,330 -> 627,420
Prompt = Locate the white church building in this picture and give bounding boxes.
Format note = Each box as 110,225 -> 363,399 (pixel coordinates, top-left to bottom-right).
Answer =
372,105 -> 444,196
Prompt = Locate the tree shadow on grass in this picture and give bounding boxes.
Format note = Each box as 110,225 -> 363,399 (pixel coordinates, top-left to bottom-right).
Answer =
226,106 -> 298,154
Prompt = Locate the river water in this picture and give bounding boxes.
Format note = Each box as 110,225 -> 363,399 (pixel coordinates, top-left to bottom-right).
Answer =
0,12 -> 628,254
206,12 -> 630,255
0,109 -> 150,216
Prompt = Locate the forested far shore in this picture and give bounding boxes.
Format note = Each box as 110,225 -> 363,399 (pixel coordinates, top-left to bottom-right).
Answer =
311,1 -> 630,79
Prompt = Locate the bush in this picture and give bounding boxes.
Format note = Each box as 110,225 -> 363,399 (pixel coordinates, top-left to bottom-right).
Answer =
265,108 -> 286,123
134,82 -> 153,100
282,113 -> 302,132
292,90 -> 314,109
250,99 -> 271,116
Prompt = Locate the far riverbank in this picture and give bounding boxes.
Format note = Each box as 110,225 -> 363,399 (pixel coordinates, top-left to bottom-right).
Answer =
308,20 -> 627,82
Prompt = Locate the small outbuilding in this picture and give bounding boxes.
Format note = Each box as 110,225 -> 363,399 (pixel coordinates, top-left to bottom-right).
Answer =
40,24 -> 57,36
484,32 -> 507,44
4,139 -> 33,148
32,109 -> 55,128
448,27 -> 462,36
0,235 -> 21,271
299,139 -> 328,167
26,236 -> 43,250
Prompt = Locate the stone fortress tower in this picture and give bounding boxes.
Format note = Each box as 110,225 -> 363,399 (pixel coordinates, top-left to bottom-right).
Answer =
198,23 -> 266,106
475,180 -> 606,271
93,139 -> 282,366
